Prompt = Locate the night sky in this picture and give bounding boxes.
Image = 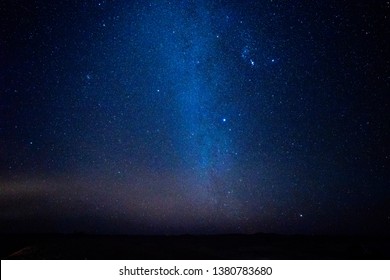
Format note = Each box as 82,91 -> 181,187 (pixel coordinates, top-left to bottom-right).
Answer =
1,0 -> 389,235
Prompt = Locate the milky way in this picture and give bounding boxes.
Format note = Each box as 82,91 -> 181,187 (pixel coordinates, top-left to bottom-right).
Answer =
1,0 -> 389,235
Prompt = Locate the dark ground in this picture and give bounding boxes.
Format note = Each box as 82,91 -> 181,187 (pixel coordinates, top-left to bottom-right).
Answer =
1,233 -> 389,260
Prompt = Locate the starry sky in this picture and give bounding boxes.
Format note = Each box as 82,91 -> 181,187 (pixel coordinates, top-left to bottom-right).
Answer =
1,0 -> 389,235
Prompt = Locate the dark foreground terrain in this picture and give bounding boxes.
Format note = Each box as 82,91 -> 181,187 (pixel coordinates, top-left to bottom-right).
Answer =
1,234 -> 389,260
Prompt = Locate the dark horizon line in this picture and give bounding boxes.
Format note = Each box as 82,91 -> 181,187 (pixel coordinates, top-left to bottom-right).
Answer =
1,231 -> 389,238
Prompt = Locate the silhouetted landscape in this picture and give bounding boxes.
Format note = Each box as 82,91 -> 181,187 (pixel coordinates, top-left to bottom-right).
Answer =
2,233 -> 389,260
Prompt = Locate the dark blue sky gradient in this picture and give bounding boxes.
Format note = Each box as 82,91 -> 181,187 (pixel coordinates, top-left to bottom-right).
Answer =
1,0 -> 389,235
